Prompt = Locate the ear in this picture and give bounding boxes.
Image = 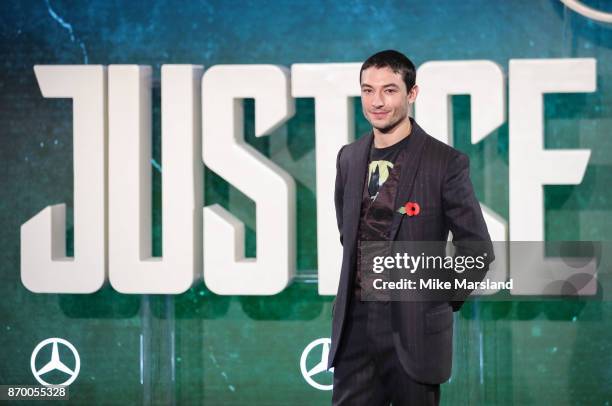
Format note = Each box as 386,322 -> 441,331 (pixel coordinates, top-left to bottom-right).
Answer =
408,84 -> 419,103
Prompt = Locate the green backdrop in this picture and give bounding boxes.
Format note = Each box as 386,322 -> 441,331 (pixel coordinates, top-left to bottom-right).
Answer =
1,0 -> 611,404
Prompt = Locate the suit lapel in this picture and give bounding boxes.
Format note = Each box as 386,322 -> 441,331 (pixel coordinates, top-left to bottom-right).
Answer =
343,132 -> 373,252
389,120 -> 429,241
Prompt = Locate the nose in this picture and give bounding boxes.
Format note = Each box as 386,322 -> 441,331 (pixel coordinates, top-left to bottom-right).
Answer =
371,90 -> 384,109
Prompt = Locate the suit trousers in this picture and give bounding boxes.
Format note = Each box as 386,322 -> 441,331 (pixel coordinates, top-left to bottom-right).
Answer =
331,293 -> 440,406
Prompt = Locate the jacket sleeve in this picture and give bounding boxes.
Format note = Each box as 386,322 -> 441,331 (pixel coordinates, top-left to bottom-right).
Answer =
334,145 -> 346,246
442,151 -> 495,311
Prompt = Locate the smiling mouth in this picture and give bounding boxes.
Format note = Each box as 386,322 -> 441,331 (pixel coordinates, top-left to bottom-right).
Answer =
371,111 -> 389,118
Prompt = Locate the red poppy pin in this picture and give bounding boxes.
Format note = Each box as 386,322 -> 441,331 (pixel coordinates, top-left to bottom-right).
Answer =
397,201 -> 420,217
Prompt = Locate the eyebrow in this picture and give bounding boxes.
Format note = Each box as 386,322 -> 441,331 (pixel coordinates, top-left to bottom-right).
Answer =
361,83 -> 400,89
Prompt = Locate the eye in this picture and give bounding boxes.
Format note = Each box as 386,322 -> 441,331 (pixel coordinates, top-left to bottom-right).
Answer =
362,88 -> 372,94
385,89 -> 397,94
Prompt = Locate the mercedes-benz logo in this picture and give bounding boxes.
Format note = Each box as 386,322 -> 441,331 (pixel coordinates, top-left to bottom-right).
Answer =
300,338 -> 334,391
31,338 -> 80,386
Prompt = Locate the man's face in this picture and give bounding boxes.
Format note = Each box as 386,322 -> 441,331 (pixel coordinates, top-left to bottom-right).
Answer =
360,66 -> 417,133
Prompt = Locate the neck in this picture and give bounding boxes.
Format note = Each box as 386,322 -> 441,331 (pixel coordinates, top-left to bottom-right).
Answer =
372,117 -> 412,148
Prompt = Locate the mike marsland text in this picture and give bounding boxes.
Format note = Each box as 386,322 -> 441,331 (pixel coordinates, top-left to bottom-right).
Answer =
372,278 -> 514,291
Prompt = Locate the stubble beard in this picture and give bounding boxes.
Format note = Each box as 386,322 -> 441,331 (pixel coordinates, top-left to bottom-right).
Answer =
370,110 -> 408,134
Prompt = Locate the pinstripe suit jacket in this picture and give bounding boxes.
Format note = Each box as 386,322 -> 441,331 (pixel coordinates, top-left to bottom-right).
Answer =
328,117 -> 494,384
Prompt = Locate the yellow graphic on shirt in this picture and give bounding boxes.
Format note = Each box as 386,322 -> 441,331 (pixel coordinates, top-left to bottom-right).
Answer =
368,160 -> 394,199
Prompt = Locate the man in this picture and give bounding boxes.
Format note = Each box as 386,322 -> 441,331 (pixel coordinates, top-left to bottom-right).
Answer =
328,50 -> 495,405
